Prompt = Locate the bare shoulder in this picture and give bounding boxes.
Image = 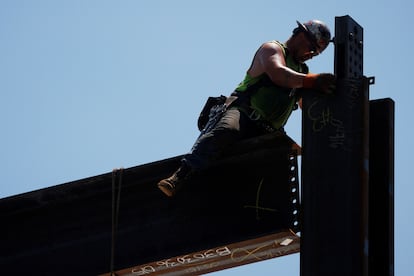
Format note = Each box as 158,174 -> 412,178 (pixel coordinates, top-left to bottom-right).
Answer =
248,41 -> 286,77
259,41 -> 284,55
257,41 -> 286,67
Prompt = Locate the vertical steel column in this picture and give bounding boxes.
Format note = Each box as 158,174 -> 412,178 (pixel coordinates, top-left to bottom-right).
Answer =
369,98 -> 395,276
300,15 -> 369,276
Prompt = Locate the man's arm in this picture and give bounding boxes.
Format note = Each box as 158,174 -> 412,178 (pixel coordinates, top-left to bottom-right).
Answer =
248,42 -> 336,94
249,42 -> 306,89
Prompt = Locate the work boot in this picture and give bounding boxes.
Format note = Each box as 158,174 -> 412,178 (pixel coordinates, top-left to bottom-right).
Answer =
157,163 -> 192,197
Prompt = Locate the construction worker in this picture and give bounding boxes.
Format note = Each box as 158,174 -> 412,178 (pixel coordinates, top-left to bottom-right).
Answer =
158,19 -> 336,197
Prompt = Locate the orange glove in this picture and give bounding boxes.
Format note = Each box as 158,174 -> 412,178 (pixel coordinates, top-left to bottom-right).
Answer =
303,73 -> 336,94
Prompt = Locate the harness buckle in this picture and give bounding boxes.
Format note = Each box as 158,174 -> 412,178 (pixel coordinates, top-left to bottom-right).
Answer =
248,109 -> 261,121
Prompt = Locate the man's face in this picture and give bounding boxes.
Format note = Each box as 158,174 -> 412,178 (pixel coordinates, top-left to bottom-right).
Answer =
294,32 -> 321,63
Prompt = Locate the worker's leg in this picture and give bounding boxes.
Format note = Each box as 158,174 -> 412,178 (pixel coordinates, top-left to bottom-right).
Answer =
157,107 -> 261,197
184,107 -> 261,170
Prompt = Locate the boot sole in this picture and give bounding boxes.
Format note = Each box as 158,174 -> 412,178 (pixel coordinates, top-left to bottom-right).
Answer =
157,181 -> 175,197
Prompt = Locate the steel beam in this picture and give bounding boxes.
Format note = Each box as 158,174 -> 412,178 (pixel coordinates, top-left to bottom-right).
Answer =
369,98 -> 395,276
100,230 -> 300,276
0,132 -> 301,275
300,15 -> 370,276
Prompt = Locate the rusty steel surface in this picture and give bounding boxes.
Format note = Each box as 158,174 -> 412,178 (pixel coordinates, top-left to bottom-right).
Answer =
100,230 -> 300,276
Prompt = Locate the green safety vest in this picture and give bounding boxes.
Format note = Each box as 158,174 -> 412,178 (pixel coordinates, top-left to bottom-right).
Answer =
235,41 -> 309,130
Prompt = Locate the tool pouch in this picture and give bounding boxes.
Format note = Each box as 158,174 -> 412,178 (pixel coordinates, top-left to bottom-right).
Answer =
197,95 -> 227,131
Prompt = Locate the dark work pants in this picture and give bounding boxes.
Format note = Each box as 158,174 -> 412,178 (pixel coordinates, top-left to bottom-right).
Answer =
183,107 -> 266,170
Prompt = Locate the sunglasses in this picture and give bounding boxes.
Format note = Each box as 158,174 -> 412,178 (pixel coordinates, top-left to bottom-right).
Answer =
303,31 -> 320,56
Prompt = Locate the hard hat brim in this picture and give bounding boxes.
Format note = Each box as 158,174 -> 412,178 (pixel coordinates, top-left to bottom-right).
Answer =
296,20 -> 308,33
296,20 -> 318,46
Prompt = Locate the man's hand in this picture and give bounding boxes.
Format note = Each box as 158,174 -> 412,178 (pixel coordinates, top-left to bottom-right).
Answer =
303,73 -> 336,94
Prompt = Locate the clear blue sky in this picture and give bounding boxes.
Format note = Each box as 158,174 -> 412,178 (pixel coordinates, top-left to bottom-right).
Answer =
1,0 -> 412,275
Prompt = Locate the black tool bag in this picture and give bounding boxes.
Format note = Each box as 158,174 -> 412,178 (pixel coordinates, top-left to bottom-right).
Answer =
197,95 -> 227,131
